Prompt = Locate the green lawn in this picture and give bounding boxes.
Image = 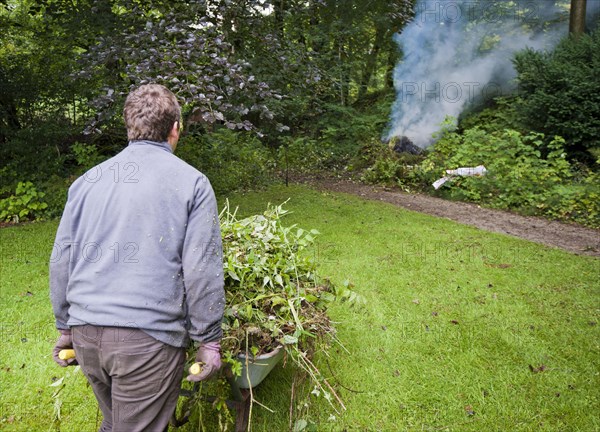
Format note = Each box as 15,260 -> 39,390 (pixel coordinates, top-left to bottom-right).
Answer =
1,184 -> 599,431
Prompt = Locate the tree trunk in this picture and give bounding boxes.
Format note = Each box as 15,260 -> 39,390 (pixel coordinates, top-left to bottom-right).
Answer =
385,40 -> 400,90
336,40 -> 349,106
569,0 -> 587,35
274,0 -> 285,40
357,26 -> 386,100
309,13 -> 323,53
0,67 -> 21,138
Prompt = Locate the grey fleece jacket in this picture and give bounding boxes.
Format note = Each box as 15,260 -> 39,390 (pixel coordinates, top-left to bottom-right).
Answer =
49,140 -> 225,347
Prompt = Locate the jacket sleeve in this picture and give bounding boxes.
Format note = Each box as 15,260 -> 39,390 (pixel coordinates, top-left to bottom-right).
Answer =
49,203 -> 72,330
182,178 -> 225,344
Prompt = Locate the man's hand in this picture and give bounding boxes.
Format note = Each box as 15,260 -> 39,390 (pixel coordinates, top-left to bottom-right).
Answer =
186,341 -> 222,382
52,329 -> 78,367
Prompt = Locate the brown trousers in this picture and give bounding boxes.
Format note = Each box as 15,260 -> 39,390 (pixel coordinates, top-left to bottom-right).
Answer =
72,325 -> 186,432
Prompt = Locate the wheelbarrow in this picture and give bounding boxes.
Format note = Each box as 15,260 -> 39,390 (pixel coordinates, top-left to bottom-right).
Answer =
170,345 -> 285,432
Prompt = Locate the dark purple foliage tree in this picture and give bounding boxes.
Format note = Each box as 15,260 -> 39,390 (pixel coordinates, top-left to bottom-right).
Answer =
75,1 -> 284,136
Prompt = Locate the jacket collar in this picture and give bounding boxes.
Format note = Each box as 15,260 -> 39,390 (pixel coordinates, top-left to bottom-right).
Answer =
128,140 -> 173,153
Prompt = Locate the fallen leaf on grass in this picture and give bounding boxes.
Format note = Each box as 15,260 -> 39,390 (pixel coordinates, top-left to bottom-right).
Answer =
393,370 -> 400,377
474,295 -> 487,305
50,377 -> 64,387
484,263 -> 512,269
450,320 -> 460,325
529,364 -> 547,373
412,299 -> 420,305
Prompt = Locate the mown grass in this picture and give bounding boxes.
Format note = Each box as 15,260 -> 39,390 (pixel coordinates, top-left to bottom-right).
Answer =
1,184 -> 598,431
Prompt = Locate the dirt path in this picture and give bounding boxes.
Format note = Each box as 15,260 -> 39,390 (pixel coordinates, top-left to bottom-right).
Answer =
299,177 -> 600,258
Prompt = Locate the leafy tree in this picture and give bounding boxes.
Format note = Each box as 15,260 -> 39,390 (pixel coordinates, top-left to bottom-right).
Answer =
71,1 -> 284,137
513,28 -> 600,162
0,1 -> 91,188
213,0 -> 412,117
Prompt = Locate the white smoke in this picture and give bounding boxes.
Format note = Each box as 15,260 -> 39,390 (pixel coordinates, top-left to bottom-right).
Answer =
387,0 -> 569,148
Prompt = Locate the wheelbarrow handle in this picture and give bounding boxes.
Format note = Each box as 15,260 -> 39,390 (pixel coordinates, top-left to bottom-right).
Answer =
58,349 -> 76,360
189,362 -> 204,375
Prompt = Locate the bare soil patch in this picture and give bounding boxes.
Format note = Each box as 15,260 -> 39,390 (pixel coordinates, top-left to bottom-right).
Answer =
297,176 -> 600,258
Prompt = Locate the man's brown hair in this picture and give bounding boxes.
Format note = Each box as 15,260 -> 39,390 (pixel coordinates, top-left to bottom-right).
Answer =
123,84 -> 181,142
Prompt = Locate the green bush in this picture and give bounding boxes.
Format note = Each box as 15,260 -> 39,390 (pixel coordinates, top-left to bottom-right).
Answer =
540,167 -> 600,227
417,122 -> 600,227
39,175 -> 71,219
71,142 -> 104,172
361,158 -> 401,185
0,165 -> 19,199
458,96 -> 525,135
0,121 -> 72,185
351,138 -> 426,188
0,181 -> 49,223
513,29 -> 600,161
281,94 -> 395,173
177,129 -> 273,196
278,136 -> 348,173
434,128 -> 571,207
348,138 -> 392,172
317,103 -> 385,149
277,100 -> 391,174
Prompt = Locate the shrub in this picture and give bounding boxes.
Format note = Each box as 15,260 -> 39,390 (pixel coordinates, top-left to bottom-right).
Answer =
437,128 -> 570,207
279,136 -> 350,173
281,95 -> 396,174
318,105 -> 381,148
434,127 -> 570,209
0,181 -> 49,223
177,129 -> 273,196
348,138 -> 392,172
540,167 -> 600,228
352,139 -> 426,188
361,157 -> 405,185
39,175 -> 71,219
458,96 -> 525,135
0,121 -> 72,185
417,122 -> 600,227
513,29 -> 600,162
71,142 -> 104,172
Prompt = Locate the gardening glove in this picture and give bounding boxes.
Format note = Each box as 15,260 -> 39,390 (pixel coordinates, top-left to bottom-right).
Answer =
186,341 -> 222,382
52,329 -> 78,367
